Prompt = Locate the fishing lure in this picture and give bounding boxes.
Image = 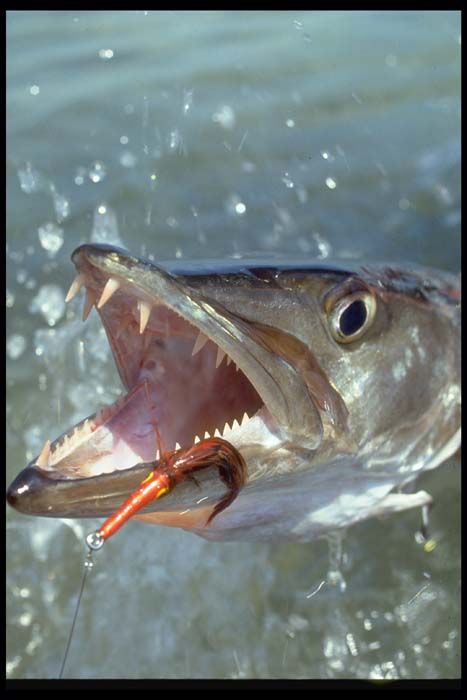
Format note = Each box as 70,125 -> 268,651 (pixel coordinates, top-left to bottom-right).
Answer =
59,437 -> 247,677
86,437 -> 248,550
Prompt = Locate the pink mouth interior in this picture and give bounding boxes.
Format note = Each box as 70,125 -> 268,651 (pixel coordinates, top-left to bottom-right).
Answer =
45,274 -> 263,478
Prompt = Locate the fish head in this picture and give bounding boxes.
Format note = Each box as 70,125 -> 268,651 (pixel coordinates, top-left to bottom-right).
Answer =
7,245 -> 461,542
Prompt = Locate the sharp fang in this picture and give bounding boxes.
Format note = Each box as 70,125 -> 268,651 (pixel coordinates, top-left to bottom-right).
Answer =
232,418 -> 240,430
215,346 -> 226,368
192,331 -> 209,356
175,442 -> 181,450
156,450 -> 160,461
36,439 -> 51,468
97,278 -> 120,309
223,421 -> 231,435
241,412 -> 250,426
65,274 -> 86,303
194,435 -> 201,444
138,300 -> 152,334
204,430 -> 211,439
82,288 -> 97,321
214,428 -> 221,437
226,356 -> 232,365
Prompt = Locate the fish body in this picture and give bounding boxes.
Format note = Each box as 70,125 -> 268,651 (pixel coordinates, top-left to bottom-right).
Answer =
7,245 -> 461,542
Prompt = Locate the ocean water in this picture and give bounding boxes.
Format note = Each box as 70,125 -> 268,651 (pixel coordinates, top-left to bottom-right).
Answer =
6,10 -> 460,680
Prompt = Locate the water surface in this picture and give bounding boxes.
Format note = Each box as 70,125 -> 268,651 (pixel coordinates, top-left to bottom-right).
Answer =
6,10 -> 460,679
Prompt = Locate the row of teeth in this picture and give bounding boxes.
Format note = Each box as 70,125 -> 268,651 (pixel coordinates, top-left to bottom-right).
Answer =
35,409 -> 252,469
35,273 -> 251,469
35,395 -> 128,469
66,273 -> 238,369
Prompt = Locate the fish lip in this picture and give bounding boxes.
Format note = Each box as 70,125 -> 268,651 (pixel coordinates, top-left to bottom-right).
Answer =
6,463 -> 155,519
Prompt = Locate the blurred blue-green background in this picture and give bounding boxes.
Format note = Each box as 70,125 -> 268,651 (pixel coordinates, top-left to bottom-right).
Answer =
7,10 -> 460,679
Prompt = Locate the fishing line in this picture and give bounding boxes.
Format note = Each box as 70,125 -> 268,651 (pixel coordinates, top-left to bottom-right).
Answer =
57,429 -> 245,676
58,549 -> 95,679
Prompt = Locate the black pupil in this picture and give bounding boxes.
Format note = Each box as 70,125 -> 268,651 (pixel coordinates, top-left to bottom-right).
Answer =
339,300 -> 367,336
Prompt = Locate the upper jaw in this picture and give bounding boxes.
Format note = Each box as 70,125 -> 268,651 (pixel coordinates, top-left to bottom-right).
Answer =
7,245 -> 296,518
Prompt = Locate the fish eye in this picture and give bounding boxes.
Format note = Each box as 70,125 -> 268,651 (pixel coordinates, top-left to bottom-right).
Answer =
328,291 -> 376,343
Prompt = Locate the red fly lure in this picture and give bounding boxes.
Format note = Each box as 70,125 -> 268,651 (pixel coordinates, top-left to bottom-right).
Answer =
86,438 -> 247,551
60,438 -> 247,677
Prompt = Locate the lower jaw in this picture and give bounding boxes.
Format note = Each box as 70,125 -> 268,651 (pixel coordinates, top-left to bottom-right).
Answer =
135,506 -> 214,530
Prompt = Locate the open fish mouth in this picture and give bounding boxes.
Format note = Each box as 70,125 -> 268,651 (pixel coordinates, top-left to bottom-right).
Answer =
9,244 -> 320,520
39,245 -> 265,479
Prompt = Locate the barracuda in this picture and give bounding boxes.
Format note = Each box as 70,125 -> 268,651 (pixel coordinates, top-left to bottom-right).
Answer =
7,244 -> 461,542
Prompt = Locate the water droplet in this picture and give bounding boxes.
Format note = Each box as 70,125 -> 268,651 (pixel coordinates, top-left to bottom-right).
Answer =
183,88 -> 194,115
51,190 -> 70,222
288,614 -> 309,631
119,135 -> 129,145
37,222 -> 64,256
29,285 -> 66,326
212,104 -> 235,130
7,334 -> 26,359
89,161 -> 106,183
286,118 -> 295,128
327,569 -> 347,592
29,85 -> 40,96
6,289 -> 15,308
434,183 -> 452,205
120,150 -> 137,168
74,166 -> 86,186
346,632 -> 358,657
91,203 -> 123,246
325,177 -> 337,189
398,198 -> 411,210
17,163 -> 43,194
225,194 -> 246,216
242,161 -> 256,173
282,173 -> 294,189
19,612 -> 32,627
6,656 -> 22,676
168,129 -> 182,152
98,48 -> 114,60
